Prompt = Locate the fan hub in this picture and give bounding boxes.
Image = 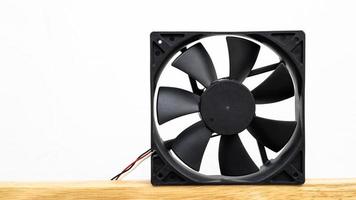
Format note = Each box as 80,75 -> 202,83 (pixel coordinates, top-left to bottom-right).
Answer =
200,79 -> 255,135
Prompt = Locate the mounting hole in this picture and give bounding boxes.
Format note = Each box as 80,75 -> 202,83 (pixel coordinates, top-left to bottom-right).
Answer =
294,37 -> 299,42
293,172 -> 299,178
157,173 -> 163,178
158,40 -> 163,44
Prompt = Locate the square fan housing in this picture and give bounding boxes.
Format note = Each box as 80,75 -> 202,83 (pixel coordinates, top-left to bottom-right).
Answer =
150,31 -> 305,185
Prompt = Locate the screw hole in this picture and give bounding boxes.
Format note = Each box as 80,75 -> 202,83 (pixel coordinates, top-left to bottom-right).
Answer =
293,172 -> 299,178
157,40 -> 163,44
157,173 -> 163,178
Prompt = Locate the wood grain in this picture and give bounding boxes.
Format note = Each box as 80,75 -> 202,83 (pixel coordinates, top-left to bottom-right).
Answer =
0,179 -> 356,200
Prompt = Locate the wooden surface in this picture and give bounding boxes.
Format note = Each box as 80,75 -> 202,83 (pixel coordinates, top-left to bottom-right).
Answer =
0,179 -> 356,200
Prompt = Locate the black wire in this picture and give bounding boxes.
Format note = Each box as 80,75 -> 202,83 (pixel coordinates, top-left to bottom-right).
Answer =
211,133 -> 220,138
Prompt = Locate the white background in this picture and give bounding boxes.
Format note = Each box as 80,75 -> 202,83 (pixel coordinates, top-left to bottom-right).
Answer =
0,0 -> 355,181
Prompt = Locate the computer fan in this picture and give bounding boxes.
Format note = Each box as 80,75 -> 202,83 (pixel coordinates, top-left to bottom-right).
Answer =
150,31 -> 305,185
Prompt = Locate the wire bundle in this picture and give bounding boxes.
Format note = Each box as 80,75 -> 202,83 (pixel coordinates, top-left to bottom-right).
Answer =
111,149 -> 154,180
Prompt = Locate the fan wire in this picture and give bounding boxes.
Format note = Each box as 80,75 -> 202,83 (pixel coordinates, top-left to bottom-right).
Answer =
111,134 -> 221,180
111,148 -> 154,180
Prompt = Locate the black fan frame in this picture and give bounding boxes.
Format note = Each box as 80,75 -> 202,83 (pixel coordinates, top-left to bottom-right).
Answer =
150,31 -> 305,185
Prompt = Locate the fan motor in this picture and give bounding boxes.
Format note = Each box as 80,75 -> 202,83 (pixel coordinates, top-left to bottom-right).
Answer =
200,79 -> 255,135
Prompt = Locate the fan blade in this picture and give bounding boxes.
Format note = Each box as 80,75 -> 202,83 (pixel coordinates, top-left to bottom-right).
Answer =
227,37 -> 260,82
172,43 -> 217,87
219,135 -> 258,176
157,87 -> 200,125
248,116 -> 297,152
172,121 -> 212,171
252,63 -> 294,104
